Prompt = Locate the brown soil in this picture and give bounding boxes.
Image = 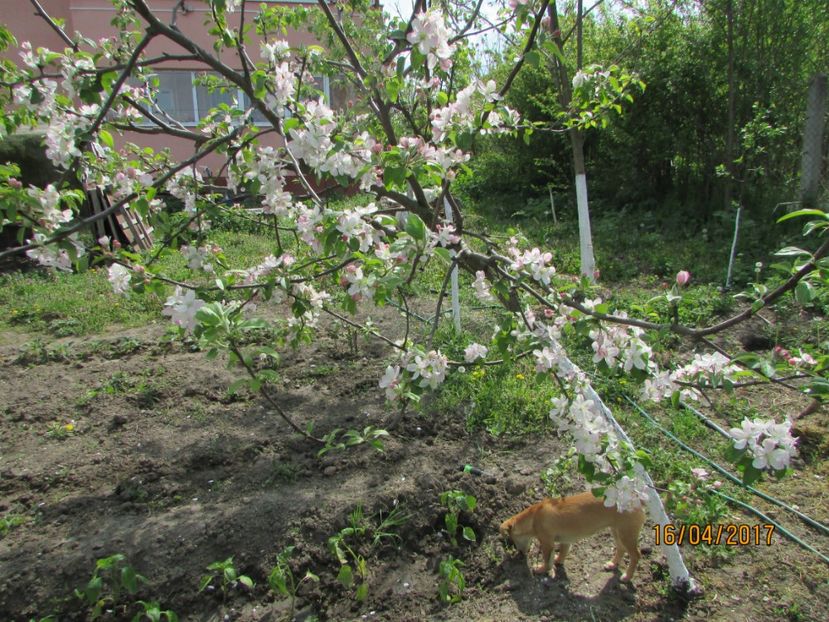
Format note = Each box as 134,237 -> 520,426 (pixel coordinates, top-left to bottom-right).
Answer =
1,317 -> 828,622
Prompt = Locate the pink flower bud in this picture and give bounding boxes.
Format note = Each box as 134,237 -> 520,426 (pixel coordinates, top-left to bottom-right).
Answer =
675,270 -> 691,286
8,178 -> 22,189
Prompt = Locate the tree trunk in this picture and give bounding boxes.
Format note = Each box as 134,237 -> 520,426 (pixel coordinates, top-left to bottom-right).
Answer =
547,3 -> 596,281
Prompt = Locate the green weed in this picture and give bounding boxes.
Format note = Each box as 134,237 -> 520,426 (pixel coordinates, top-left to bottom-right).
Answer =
439,491 -> 477,546
327,504 -> 410,603
74,554 -> 146,620
198,557 -> 254,600
437,556 -> 466,604
0,513 -> 27,538
268,546 -> 319,621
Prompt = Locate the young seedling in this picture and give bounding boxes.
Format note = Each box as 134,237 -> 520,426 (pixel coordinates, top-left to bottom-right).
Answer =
198,557 -> 254,600
327,504 -> 410,603
317,426 -> 390,457
372,505 -> 411,547
74,553 -> 146,620
438,556 -> 466,604
328,508 -> 370,602
132,601 -> 179,622
439,490 -> 477,546
268,546 -> 319,621
46,419 -> 76,440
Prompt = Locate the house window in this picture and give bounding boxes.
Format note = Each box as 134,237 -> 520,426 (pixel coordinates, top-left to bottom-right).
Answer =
149,71 -> 331,126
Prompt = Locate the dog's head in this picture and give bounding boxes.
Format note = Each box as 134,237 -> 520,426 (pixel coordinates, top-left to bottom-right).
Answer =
499,517 -> 515,543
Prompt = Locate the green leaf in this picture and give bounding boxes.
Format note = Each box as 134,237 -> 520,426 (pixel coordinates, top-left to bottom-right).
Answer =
794,281 -> 815,305
355,582 -> 368,601
337,564 -> 353,588
524,50 -> 540,67
461,526 -> 477,542
405,213 -> 427,242
774,246 -> 811,257
383,166 -> 407,189
238,575 -> 254,589
227,378 -> 250,395
197,575 -> 213,593
776,209 -> 827,223
98,129 -> 114,149
805,378 -> 829,397
268,567 -> 288,596
82,576 -> 103,604
121,565 -> 139,593
384,77 -> 401,103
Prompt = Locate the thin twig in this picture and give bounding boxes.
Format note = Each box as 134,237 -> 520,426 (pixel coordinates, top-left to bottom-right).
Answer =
30,0 -> 77,51
228,340 -> 323,444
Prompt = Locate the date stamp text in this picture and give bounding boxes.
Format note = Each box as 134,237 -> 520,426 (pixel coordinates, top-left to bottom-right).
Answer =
653,523 -> 775,546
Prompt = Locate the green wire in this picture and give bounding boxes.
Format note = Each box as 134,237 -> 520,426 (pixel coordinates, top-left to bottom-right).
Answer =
623,395 -> 829,537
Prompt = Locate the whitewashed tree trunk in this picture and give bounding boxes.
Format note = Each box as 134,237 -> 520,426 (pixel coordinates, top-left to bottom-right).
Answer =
575,172 -> 595,280
547,4 -> 597,283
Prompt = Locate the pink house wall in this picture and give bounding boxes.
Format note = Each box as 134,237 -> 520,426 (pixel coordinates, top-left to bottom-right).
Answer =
4,1 -> 328,176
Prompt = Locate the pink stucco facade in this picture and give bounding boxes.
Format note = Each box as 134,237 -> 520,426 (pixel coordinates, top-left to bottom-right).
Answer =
3,0 -> 336,173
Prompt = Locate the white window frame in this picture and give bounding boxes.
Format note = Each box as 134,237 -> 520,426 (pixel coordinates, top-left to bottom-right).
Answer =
146,70 -> 330,127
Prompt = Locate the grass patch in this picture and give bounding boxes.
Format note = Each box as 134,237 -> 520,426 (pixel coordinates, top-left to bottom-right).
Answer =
0,268 -> 162,336
0,230 -> 281,337
434,356 -> 557,436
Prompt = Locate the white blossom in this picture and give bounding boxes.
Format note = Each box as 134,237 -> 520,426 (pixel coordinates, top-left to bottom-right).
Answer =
405,350 -> 448,389
602,475 -> 649,512
472,270 -> 495,303
107,263 -> 131,295
464,343 -> 488,363
162,286 -> 205,333
379,365 -> 402,400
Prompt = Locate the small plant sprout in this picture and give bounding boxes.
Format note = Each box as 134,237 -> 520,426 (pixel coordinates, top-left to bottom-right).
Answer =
439,491 -> 477,546
317,425 -> 390,457
372,505 -> 411,547
0,513 -> 27,538
132,601 -> 179,622
268,546 -> 319,622
198,557 -> 254,600
327,504 -> 409,603
328,508 -> 370,602
438,556 -> 466,604
74,553 -> 146,620
46,419 -> 76,439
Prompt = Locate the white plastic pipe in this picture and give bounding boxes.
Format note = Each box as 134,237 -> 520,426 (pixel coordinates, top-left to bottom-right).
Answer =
556,353 -> 699,593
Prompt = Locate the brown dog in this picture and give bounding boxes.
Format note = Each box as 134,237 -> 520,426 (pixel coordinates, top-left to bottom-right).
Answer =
499,492 -> 646,581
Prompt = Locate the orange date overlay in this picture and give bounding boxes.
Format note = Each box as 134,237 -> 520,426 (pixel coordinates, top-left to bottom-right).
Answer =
653,523 -> 775,546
